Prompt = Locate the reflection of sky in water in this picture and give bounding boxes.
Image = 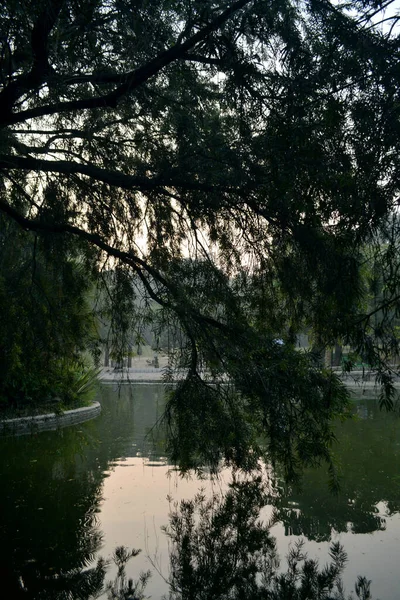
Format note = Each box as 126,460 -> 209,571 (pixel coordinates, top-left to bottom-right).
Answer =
99,459 -> 400,600
270,508 -> 400,600
99,459 -> 230,598
1,385 -> 400,599
95,388 -> 400,600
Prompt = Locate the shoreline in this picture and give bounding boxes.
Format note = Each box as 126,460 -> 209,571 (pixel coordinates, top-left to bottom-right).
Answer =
2,368 -> 395,433
0,401 -> 101,435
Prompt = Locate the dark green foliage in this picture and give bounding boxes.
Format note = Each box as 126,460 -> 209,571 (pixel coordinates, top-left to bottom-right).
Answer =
165,329 -> 350,484
160,258 -> 350,481
1,0 -> 400,473
0,216 -> 98,410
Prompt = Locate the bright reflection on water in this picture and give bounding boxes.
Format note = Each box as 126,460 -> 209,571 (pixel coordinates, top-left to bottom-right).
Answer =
1,384 -> 400,598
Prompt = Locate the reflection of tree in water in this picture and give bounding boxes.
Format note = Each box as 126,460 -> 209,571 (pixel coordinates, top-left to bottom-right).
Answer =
1,388 -> 397,598
0,425 -> 105,598
0,384 -> 166,598
271,397 -> 400,541
98,384 -> 167,462
30,475 -> 373,600
163,381 -> 400,542
163,385 -> 400,543
163,476 -> 373,600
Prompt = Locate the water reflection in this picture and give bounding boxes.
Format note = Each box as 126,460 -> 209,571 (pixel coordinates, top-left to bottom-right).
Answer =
0,386 -> 399,598
272,395 -> 400,541
0,384 -> 165,598
164,476 -> 374,600
0,423 -> 105,597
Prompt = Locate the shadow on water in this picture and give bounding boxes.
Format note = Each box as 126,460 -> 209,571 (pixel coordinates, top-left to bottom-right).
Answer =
0,385 -> 399,598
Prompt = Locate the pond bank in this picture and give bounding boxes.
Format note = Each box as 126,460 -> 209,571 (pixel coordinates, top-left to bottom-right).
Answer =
0,401 -> 101,435
99,367 -> 400,394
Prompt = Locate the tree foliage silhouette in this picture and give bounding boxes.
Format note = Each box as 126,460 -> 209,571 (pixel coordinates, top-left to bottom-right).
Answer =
1,0 -> 400,474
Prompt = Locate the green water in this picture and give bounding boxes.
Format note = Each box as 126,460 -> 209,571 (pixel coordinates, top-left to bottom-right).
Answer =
1,385 -> 400,598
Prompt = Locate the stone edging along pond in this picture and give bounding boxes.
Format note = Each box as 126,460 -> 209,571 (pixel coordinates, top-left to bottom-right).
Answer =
0,401 -> 101,435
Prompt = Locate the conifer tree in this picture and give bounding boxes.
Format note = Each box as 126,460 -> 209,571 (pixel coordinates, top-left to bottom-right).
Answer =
1,0 -> 400,475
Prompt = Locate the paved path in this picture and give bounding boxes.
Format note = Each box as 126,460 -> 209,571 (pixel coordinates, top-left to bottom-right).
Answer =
99,367 -> 168,382
100,363 -> 400,390
99,355 -> 178,382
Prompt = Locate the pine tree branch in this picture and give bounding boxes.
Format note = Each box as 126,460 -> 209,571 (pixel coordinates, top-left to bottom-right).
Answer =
0,0 -> 65,117
61,52 -> 223,85
0,153 -> 255,194
1,0 -> 253,127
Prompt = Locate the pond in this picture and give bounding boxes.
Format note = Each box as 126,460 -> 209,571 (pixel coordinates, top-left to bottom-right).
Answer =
1,384 -> 400,599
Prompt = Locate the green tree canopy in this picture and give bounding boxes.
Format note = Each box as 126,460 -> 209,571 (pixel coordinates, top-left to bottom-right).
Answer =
0,212 -> 99,409
1,0 -> 400,477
